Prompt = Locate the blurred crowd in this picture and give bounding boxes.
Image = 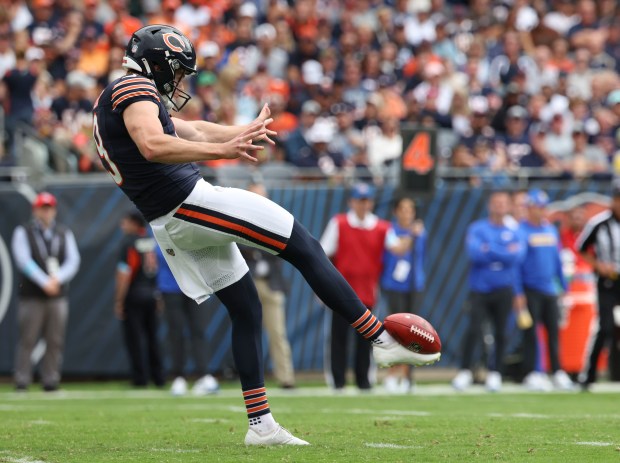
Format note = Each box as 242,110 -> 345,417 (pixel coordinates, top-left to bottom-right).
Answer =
1,0 -> 620,184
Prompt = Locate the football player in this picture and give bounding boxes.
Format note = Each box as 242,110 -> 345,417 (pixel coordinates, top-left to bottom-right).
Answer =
93,25 -> 440,446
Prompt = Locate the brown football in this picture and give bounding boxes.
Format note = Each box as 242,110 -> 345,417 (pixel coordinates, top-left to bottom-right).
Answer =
384,313 -> 441,354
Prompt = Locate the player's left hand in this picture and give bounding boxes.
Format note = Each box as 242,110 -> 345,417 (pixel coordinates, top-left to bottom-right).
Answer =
254,103 -> 277,145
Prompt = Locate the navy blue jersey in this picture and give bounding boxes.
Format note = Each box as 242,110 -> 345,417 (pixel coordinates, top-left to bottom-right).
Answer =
92,74 -> 201,221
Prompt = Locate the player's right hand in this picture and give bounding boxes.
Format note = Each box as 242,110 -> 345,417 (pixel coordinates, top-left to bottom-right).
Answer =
222,121 -> 268,162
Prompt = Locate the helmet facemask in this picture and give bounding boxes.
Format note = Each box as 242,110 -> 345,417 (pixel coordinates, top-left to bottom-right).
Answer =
156,52 -> 195,112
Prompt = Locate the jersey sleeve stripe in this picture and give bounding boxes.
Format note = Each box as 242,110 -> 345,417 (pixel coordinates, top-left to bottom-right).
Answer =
112,91 -> 161,110
113,76 -> 156,90
112,84 -> 159,101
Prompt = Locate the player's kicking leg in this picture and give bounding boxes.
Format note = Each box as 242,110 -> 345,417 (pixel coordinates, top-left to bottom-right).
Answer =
279,220 -> 441,367
215,273 -> 309,446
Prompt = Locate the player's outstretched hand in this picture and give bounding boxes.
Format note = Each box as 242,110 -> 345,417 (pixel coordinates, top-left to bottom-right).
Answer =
254,103 -> 277,145
222,121 -> 266,162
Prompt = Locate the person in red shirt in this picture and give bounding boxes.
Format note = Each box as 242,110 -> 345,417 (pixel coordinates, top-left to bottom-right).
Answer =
320,183 -> 390,391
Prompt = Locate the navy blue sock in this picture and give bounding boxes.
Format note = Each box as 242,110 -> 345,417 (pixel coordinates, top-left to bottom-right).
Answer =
215,273 -> 266,393
279,220 -> 384,340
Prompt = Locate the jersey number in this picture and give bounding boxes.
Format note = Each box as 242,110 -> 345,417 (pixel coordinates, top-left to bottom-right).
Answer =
93,114 -> 124,185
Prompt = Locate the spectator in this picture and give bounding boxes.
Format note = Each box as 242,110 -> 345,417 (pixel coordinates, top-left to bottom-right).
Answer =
156,246 -> 219,397
246,23 -> 288,80
576,184 -> 620,390
380,196 -> 427,394
174,0 -> 211,30
330,101 -> 365,163
515,189 -> 574,391
496,105 -> 549,170
0,48 -> 43,164
103,0 -> 142,45
320,183 -> 390,391
294,119 -> 345,179
114,211 -> 164,388
563,123 -> 609,179
240,183 -> 296,389
11,192 -> 80,391
283,99 -> 319,164
543,0 -> 578,36
412,60 -> 454,117
147,0 -> 192,38
452,190 -> 523,392
540,113 -> 574,163
367,116 -> 402,182
0,21 -> 16,78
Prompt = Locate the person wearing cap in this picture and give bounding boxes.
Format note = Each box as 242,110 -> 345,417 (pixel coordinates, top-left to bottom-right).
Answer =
115,211 -> 165,388
283,100 -> 320,164
576,185 -> 620,390
514,189 -> 573,391
294,119 -> 346,177
495,105 -> 544,169
11,192 -> 81,391
245,23 -> 288,80
452,190 -> 524,393
320,183 -> 391,391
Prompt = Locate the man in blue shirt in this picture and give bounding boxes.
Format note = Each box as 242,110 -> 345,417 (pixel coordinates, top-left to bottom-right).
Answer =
453,190 -> 523,392
515,189 -> 573,391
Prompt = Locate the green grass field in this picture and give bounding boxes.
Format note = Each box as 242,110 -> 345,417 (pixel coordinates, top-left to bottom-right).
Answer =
1,381 -> 619,463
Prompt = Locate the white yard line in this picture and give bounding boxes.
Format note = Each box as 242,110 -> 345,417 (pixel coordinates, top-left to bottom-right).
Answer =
0,455 -> 47,463
365,442 -> 422,449
575,442 -> 615,446
2,382 -> 620,401
150,448 -> 200,453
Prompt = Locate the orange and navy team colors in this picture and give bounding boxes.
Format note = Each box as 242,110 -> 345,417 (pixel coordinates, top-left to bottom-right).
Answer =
173,203 -> 289,253
93,73 -> 202,222
243,386 -> 270,418
352,309 -> 382,340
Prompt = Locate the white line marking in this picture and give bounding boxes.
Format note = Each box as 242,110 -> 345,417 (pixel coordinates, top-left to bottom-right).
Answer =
321,408 -> 431,416
365,442 -> 422,449
0,455 -> 47,463
487,413 -> 550,419
28,420 -> 53,425
150,448 -> 200,453
575,442 -> 614,447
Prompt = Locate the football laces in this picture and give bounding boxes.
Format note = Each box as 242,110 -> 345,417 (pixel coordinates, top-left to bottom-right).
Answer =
410,325 -> 434,343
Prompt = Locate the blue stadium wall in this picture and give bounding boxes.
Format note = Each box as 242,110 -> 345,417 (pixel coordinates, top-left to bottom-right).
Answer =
0,179 -> 612,377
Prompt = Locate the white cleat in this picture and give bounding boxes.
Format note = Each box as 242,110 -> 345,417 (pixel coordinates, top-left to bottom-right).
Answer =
373,341 -> 440,367
192,374 -> 219,396
452,369 -> 473,391
244,425 -> 310,446
523,371 -> 553,392
170,377 -> 188,396
552,370 -> 575,391
485,371 -> 502,393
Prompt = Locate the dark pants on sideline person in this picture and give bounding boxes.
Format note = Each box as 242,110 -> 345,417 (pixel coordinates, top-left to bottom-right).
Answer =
384,289 -> 419,315
123,295 -> 164,387
330,311 -> 372,390
460,288 -> 513,372
522,289 -> 561,375
163,292 -> 208,378
584,289 -> 620,384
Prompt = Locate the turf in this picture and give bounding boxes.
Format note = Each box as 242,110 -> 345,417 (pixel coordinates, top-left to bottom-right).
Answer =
0,382 -> 618,463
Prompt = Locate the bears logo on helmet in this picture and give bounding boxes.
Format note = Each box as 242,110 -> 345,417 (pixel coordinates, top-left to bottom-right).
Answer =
122,25 -> 197,111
